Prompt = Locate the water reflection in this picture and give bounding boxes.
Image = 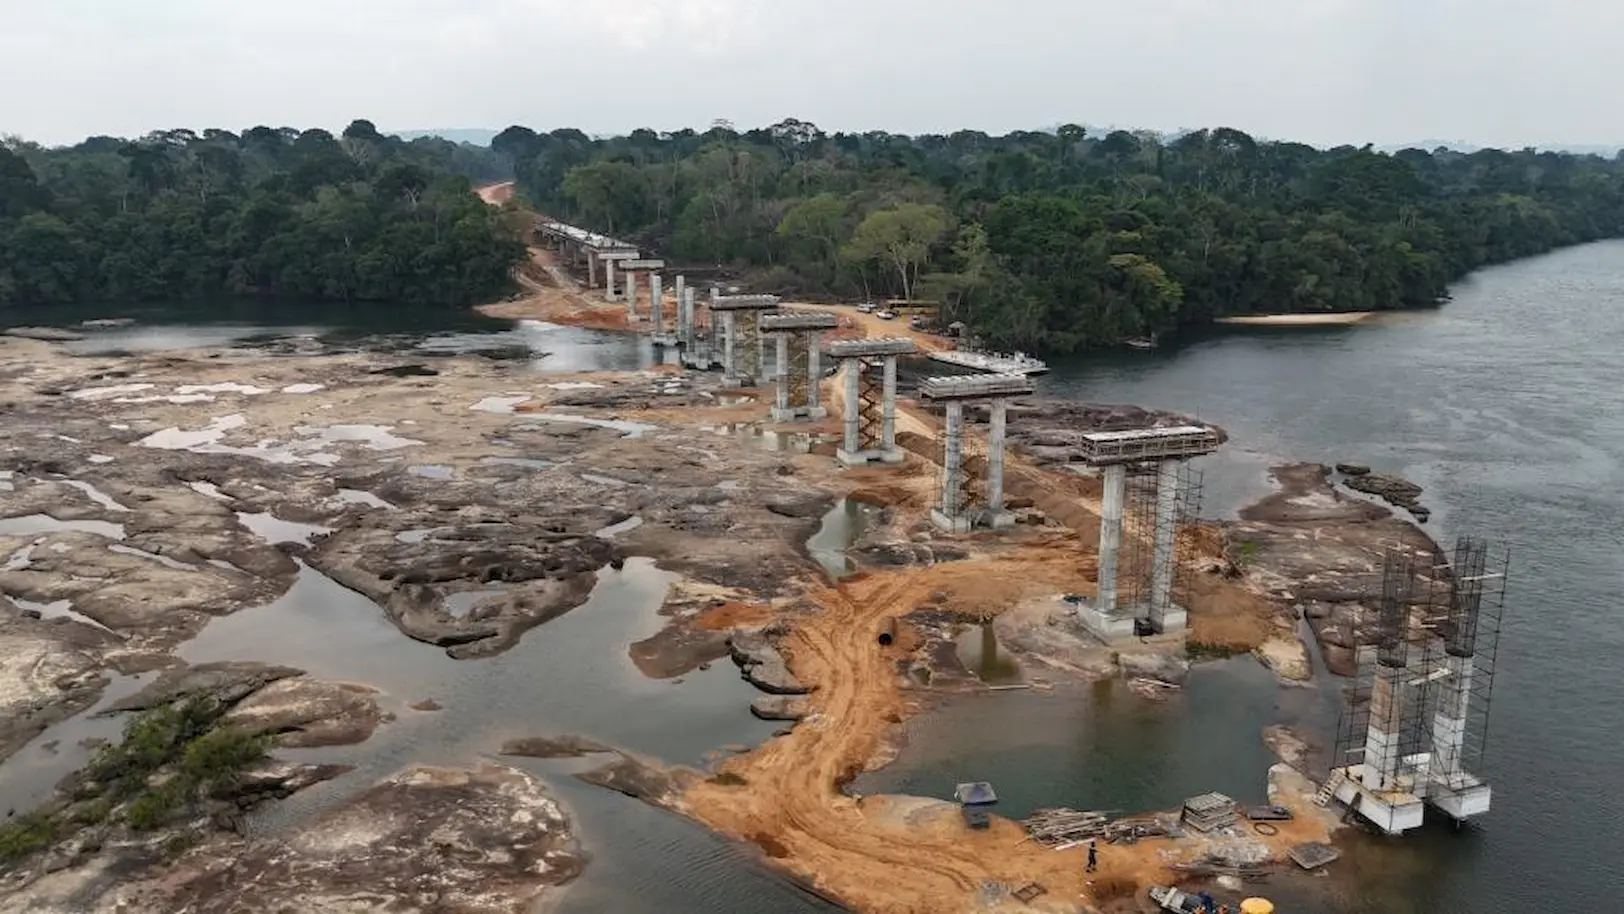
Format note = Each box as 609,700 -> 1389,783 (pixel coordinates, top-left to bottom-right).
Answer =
954,624 -> 1022,685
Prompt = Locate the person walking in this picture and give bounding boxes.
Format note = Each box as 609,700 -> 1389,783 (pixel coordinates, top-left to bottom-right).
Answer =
1086,840 -> 1098,873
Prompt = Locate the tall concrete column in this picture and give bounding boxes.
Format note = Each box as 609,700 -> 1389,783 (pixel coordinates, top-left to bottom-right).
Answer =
624,271 -> 638,320
587,252 -> 599,289
1362,667 -> 1404,791
806,334 -> 822,412
774,334 -> 792,413
674,276 -> 686,337
681,289 -> 696,348
1430,653 -> 1474,780
756,319 -> 770,380
841,361 -> 861,454
1148,459 -> 1181,628
650,274 -> 664,333
986,399 -> 1008,516
940,401 -> 964,517
605,260 -> 618,302
721,312 -> 737,381
1097,464 -> 1127,615
881,356 -> 899,450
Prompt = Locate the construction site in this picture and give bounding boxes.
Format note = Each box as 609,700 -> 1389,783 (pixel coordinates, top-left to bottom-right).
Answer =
475,206 -> 1520,913
0,187 -> 1505,913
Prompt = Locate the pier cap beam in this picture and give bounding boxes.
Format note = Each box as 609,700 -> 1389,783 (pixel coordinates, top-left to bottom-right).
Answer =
1078,425 -> 1221,465
709,294 -> 783,311
759,311 -> 839,332
918,373 -> 1034,401
827,337 -> 919,358
616,259 -> 665,271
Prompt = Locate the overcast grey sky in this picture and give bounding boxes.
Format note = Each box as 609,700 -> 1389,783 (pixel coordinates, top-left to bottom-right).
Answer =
2,0 -> 1618,149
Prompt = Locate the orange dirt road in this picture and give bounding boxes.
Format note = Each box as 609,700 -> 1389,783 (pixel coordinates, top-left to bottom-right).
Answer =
685,567 -> 1098,914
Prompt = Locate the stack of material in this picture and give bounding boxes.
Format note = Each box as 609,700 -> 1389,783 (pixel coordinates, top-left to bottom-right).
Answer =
1287,842 -> 1342,870
1181,792 -> 1238,833
1103,817 -> 1170,844
1021,808 -> 1110,847
1169,856 -> 1271,882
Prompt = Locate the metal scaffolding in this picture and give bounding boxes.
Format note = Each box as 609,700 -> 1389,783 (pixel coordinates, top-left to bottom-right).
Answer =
1332,537 -> 1510,782
735,310 -> 762,380
1117,462 -> 1205,623
786,331 -> 811,404
857,360 -> 884,448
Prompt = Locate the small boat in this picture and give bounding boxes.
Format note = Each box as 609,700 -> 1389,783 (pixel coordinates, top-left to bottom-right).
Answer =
1126,335 -> 1158,350
1149,885 -> 1217,913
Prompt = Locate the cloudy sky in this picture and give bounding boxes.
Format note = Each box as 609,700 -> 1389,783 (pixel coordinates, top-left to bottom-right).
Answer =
2,0 -> 1618,149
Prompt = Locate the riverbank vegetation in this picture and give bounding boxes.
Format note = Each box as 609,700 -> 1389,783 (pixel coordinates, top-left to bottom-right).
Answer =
0,698 -> 268,863
0,121 -> 521,308
497,121 -> 1624,351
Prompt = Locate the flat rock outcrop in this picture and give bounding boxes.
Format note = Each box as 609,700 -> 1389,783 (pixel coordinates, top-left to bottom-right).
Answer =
728,628 -> 811,695
749,695 -> 811,721
113,764 -> 583,913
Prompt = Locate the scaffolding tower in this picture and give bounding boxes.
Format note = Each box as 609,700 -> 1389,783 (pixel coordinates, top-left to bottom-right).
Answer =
1117,463 -> 1205,630
858,361 -> 884,447
1326,536 -> 1509,833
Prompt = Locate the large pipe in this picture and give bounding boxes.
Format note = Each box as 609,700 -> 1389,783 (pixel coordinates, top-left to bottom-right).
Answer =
1098,464 -> 1126,614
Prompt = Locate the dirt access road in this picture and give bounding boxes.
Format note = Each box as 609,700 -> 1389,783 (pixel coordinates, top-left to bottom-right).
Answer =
686,563 -> 1097,914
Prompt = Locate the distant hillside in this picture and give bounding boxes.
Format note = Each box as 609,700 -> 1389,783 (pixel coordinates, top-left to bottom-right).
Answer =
390,128 -> 499,146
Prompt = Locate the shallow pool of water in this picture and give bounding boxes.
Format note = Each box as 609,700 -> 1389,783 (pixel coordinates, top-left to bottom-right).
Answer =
0,670 -> 157,814
236,512 -> 333,546
805,498 -> 880,578
954,624 -> 1024,685
850,657 -> 1283,820
0,514 -> 126,540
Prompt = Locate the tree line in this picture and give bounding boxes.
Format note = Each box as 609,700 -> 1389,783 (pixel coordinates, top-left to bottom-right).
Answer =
496,120 -> 1624,351
0,120 -> 522,309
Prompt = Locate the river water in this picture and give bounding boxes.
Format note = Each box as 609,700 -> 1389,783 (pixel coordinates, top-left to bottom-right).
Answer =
1023,240 -> 1624,912
5,243 -> 1621,911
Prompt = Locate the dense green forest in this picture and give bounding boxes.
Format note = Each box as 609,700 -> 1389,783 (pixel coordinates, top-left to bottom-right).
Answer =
0,120 -> 522,308
497,121 -> 1624,351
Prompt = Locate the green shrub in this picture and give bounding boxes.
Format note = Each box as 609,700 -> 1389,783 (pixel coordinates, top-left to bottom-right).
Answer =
0,812 -> 57,862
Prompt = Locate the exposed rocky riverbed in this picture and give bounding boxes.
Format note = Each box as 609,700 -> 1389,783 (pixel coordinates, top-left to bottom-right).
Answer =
0,328 -> 1427,913
0,335 -> 845,907
1230,463 -> 1441,676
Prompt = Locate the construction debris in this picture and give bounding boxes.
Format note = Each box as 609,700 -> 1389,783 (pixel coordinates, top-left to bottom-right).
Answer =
1287,842 -> 1342,870
1168,855 -> 1270,882
1011,883 -> 1047,903
1243,805 -> 1295,822
1181,792 -> 1238,833
1021,809 -> 1171,847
